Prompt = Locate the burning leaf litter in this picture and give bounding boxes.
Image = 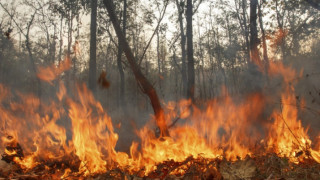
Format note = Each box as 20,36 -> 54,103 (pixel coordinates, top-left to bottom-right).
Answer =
0,59 -> 320,179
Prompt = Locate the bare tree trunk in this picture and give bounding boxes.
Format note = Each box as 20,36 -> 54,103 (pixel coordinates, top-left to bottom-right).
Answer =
156,31 -> 162,95
249,0 -> 261,64
59,17 -> 63,65
103,0 -> 169,137
89,0 -> 97,92
52,24 -> 57,64
244,0 -> 264,93
116,0 -> 126,109
175,0 -> 188,97
186,0 -> 195,101
242,0 -> 250,63
258,0 -> 269,68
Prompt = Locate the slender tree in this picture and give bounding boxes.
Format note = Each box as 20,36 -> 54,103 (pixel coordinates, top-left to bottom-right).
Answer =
258,0 -> 269,67
186,0 -> 195,101
175,0 -> 188,97
89,0 -> 98,92
103,0 -> 169,137
249,0 -> 261,64
116,0 -> 126,109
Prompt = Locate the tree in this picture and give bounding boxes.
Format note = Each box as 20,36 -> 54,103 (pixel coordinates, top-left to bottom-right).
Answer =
0,2 -> 41,100
249,0 -> 261,64
186,0 -> 195,101
234,0 -> 250,62
103,0 -> 169,137
89,0 -> 97,92
175,0 -> 188,97
116,0 -> 126,109
258,0 -> 269,67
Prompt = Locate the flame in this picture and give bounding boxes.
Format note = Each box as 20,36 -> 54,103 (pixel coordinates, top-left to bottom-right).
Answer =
0,58 -> 319,178
266,61 -> 319,163
37,57 -> 71,84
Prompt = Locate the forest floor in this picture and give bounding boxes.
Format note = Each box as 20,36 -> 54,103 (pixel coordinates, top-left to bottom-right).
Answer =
1,153 -> 319,179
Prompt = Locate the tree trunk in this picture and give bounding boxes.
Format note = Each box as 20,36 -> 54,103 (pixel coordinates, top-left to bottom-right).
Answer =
117,0 -> 126,109
156,31 -> 163,98
66,12 -> 73,92
245,0 -> 263,93
175,0 -> 188,97
258,0 -> 269,68
242,0 -> 251,63
186,0 -> 195,101
59,17 -> 63,65
249,0 -> 261,64
89,0 -> 97,92
52,24 -> 57,64
103,0 -> 169,137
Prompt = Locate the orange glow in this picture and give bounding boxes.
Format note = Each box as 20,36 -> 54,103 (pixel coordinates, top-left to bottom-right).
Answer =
37,57 -> 71,84
0,58 -> 319,177
266,61 -> 319,163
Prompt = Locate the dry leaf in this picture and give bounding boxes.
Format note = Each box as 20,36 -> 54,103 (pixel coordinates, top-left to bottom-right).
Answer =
219,158 -> 257,180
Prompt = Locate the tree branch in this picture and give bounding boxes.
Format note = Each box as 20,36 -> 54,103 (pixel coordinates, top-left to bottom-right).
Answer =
138,0 -> 169,66
103,0 -> 169,137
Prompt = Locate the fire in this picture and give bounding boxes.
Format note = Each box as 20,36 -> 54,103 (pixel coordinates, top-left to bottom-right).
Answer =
37,57 -> 71,84
0,58 -> 320,177
266,61 -> 318,163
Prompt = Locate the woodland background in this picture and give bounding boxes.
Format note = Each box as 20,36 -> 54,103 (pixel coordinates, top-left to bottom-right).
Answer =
0,0 -> 320,147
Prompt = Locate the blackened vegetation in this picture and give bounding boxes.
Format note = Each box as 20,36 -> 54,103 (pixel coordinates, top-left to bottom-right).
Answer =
1,138 -> 24,164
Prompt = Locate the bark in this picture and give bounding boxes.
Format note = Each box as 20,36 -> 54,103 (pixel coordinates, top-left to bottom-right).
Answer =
175,0 -> 188,97
258,0 -> 269,68
249,0 -> 261,64
246,0 -> 263,93
242,0 -> 251,62
52,24 -> 57,64
103,0 -> 169,137
117,0 -> 126,108
156,31 -> 163,97
59,17 -> 63,65
66,11 -> 73,91
89,0 -> 97,92
186,0 -> 195,101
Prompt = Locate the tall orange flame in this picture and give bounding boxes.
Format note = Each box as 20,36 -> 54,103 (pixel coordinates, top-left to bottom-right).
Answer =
0,58 -> 319,178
